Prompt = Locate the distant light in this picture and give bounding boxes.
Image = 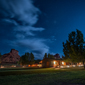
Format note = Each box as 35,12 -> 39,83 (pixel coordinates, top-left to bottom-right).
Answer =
13,65 -> 16,67
22,66 -> 25,68
60,66 -> 64,68
54,61 -> 55,64
67,65 -> 70,67
38,64 -> 42,67
73,65 -> 76,67
1,66 -> 4,68
78,65 -> 81,67
28,65 -> 30,67
57,66 -> 59,68
81,64 -> 83,66
12,65 -> 16,67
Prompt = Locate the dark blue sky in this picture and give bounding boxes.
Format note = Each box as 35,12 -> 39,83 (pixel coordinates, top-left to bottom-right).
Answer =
0,0 -> 85,59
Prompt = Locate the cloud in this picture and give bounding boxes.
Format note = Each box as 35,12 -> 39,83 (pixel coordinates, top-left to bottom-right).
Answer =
2,19 -> 18,26
15,26 -> 45,32
14,26 -> 45,37
0,0 -> 49,59
11,39 -> 49,59
0,0 -> 40,25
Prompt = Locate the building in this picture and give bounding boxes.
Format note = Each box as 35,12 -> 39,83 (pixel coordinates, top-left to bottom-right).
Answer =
42,54 -> 66,68
1,49 -> 20,64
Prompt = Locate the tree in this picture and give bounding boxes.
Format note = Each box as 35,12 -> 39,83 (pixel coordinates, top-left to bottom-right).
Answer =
30,53 -> 35,65
48,53 -> 54,59
43,53 -> 47,59
19,52 -> 29,65
50,54 -> 54,59
48,53 -> 50,58
35,59 -> 41,64
19,52 -> 35,65
63,29 -> 85,68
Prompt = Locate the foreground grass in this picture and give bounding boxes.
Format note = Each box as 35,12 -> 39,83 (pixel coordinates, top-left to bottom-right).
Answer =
0,67 -> 85,85
0,66 -> 84,76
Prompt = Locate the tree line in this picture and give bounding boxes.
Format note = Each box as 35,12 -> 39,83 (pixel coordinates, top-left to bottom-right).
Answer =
19,52 -> 35,65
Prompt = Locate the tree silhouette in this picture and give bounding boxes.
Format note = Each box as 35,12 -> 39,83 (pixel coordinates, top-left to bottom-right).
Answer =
63,29 -> 85,68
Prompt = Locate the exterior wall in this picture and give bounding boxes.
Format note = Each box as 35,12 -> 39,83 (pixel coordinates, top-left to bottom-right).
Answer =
1,49 -> 20,64
42,58 -> 68,68
42,58 -> 63,68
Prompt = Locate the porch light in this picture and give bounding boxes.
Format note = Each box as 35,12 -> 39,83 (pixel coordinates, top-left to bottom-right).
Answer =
54,61 -> 55,64
62,62 -> 64,65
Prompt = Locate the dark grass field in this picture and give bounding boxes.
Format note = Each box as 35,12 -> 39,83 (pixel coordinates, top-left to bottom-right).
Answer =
0,67 -> 85,85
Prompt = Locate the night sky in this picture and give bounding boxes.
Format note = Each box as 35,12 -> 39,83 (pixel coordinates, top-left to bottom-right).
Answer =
0,0 -> 85,59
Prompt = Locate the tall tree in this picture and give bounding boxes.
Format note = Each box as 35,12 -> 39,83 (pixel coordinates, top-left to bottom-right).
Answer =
48,53 -> 50,58
20,52 -> 29,65
30,52 -> 35,65
43,53 -> 47,59
63,29 -> 85,68
19,52 -> 35,65
30,53 -> 34,61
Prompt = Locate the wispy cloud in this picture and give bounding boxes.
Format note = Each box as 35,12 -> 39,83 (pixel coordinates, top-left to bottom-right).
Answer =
0,0 -> 40,25
14,26 -> 45,37
0,0 -> 49,59
13,39 -> 49,58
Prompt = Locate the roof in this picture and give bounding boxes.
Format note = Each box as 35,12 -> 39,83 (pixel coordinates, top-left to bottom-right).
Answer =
54,53 -> 60,59
43,58 -> 63,61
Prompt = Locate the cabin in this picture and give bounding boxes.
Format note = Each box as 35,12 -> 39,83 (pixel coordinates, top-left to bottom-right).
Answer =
42,54 -> 67,68
1,49 -> 20,64
42,58 -> 67,68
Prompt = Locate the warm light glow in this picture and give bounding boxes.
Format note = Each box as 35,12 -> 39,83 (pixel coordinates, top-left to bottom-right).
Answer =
32,64 -> 36,67
54,61 -> 55,64
81,64 -> 83,66
73,65 -> 76,67
22,66 -> 25,68
39,61 -> 42,64
1,66 -> 4,68
37,64 -> 42,67
62,62 -> 64,65
28,65 -> 30,67
13,65 -> 16,67
57,66 -> 59,68
11,65 -> 16,67
60,66 -> 64,68
67,65 -> 70,67
79,63 -> 81,65
78,65 -> 81,67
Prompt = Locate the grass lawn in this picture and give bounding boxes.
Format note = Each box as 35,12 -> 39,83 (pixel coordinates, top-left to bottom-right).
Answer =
0,67 -> 85,85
